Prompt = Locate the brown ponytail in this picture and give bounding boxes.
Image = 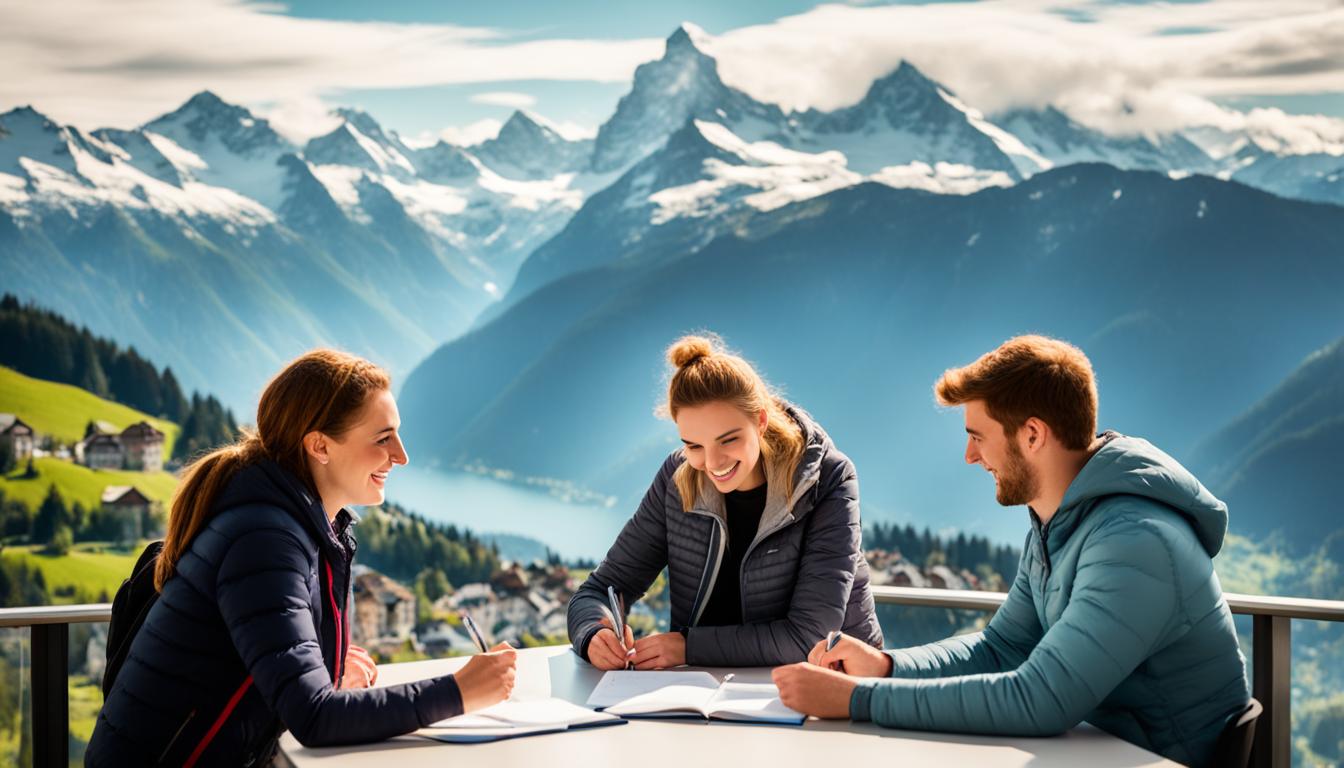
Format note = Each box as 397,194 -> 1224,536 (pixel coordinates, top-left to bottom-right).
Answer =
661,334 -> 805,512
154,349 -> 390,590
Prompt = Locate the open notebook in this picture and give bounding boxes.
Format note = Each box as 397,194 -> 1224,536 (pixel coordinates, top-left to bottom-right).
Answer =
423,698 -> 625,743
586,671 -> 805,725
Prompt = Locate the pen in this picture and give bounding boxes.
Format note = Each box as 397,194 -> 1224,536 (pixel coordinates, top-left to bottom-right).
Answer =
608,585 -> 635,670
825,630 -> 844,672
460,610 -> 489,654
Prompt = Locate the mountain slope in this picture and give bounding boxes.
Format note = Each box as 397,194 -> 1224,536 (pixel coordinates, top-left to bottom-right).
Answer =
1189,337 -> 1344,549
401,165 -> 1344,543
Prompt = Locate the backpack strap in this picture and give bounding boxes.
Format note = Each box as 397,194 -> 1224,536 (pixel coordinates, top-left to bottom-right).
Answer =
102,540 -> 165,697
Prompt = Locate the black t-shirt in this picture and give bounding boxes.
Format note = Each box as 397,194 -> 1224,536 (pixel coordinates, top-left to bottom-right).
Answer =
696,482 -> 768,627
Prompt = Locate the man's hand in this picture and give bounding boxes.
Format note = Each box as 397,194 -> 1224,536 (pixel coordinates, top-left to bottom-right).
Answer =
588,616 -> 636,670
807,633 -> 893,677
631,631 -> 686,670
772,662 -> 859,719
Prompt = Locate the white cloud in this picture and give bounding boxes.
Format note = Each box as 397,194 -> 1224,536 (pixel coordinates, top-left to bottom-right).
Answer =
438,119 -> 505,147
0,0 -> 660,131
522,111 -> 597,141
707,0 -> 1344,137
2,0 -> 1341,147
470,91 -> 538,109
260,96 -> 344,144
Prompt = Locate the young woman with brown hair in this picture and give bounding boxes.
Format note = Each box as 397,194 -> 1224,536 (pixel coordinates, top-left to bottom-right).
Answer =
566,334 -> 882,670
87,349 -> 515,766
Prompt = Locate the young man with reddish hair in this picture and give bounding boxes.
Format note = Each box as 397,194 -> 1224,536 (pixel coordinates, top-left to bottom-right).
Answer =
773,335 -> 1249,767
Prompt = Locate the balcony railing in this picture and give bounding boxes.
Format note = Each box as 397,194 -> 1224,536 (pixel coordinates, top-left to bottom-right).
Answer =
3,589 -> 1343,767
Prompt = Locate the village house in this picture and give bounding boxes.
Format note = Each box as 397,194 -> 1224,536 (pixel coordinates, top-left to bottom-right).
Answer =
101,485 -> 152,545
0,414 -> 35,462
351,566 -> 417,649
119,421 -> 165,471
77,421 -> 165,472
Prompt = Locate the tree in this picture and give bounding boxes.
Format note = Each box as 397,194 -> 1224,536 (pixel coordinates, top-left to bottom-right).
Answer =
45,523 -> 73,555
0,437 -> 14,475
22,457 -> 37,479
32,484 -> 68,543
161,366 -> 190,424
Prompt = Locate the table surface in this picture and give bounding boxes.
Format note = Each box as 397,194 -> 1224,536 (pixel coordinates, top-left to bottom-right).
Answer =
279,646 -> 1180,768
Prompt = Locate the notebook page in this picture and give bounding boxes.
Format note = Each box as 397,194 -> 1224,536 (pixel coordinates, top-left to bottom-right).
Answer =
584,670 -> 719,709
706,682 -> 805,723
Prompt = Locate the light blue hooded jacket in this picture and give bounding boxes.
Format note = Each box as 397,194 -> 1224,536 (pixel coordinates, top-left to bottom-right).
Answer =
851,434 -> 1249,767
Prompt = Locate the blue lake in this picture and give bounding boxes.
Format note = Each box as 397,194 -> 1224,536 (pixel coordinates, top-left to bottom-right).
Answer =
380,465 -> 632,561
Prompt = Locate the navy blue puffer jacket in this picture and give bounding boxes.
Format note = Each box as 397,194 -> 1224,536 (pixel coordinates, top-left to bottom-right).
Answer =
86,460 -> 463,766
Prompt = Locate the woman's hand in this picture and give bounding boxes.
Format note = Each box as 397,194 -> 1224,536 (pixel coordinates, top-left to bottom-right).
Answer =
341,644 -> 378,689
631,631 -> 685,670
772,662 -> 857,719
455,642 -> 517,712
807,632 -> 893,677
587,616 -> 636,670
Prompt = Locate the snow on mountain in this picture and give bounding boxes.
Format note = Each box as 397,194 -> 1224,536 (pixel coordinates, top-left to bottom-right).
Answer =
995,106 -> 1213,174
1232,150 -> 1344,207
0,104 -> 276,226
588,25 -> 1039,188
297,107 -> 589,289
794,63 -> 1045,178
590,23 -> 788,174
304,121 -> 417,178
142,90 -> 295,209
647,120 -> 860,223
474,110 -> 593,180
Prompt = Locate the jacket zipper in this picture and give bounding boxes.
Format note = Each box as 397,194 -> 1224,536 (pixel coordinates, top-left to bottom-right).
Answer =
737,516 -> 800,618
687,510 -> 727,627
736,475 -> 818,614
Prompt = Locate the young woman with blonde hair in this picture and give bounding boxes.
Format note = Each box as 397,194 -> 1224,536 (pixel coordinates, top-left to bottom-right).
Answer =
567,334 -> 881,669
88,349 -> 515,766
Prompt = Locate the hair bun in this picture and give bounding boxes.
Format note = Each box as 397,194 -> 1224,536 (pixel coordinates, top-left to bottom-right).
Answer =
668,335 -> 716,369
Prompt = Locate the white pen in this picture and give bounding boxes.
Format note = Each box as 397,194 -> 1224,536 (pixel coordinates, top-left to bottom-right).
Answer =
460,610 -> 489,654
606,586 -> 635,669
825,631 -> 845,672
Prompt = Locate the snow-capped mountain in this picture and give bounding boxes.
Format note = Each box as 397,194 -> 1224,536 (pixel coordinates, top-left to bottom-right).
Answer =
589,23 -> 789,174
3,22 -> 1341,413
0,95 -> 589,410
1229,147 -> 1344,207
792,62 -> 1046,178
995,106 -> 1214,174
474,111 -> 592,180
142,90 -> 295,209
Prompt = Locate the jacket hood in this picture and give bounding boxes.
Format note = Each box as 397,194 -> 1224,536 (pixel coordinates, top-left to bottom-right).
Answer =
1052,432 -> 1228,556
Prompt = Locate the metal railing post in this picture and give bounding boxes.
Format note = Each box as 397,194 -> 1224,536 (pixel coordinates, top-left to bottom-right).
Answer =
1251,614 -> 1290,768
31,622 -> 69,768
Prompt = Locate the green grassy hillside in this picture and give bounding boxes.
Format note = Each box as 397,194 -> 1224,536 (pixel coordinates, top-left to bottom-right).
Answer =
0,543 -> 141,603
0,366 -> 179,456
0,457 -> 177,512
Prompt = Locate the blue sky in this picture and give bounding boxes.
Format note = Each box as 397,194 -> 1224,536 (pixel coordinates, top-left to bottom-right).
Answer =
4,0 -> 1342,147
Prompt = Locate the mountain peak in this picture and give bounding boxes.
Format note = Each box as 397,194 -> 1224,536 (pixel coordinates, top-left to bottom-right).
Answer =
334,107 -> 386,140
501,110 -> 545,135
183,90 -> 228,111
666,22 -> 712,55
0,105 -> 56,132
870,60 -> 940,96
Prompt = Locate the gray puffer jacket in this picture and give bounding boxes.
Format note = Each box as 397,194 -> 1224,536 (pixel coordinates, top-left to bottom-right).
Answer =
568,405 -> 882,666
